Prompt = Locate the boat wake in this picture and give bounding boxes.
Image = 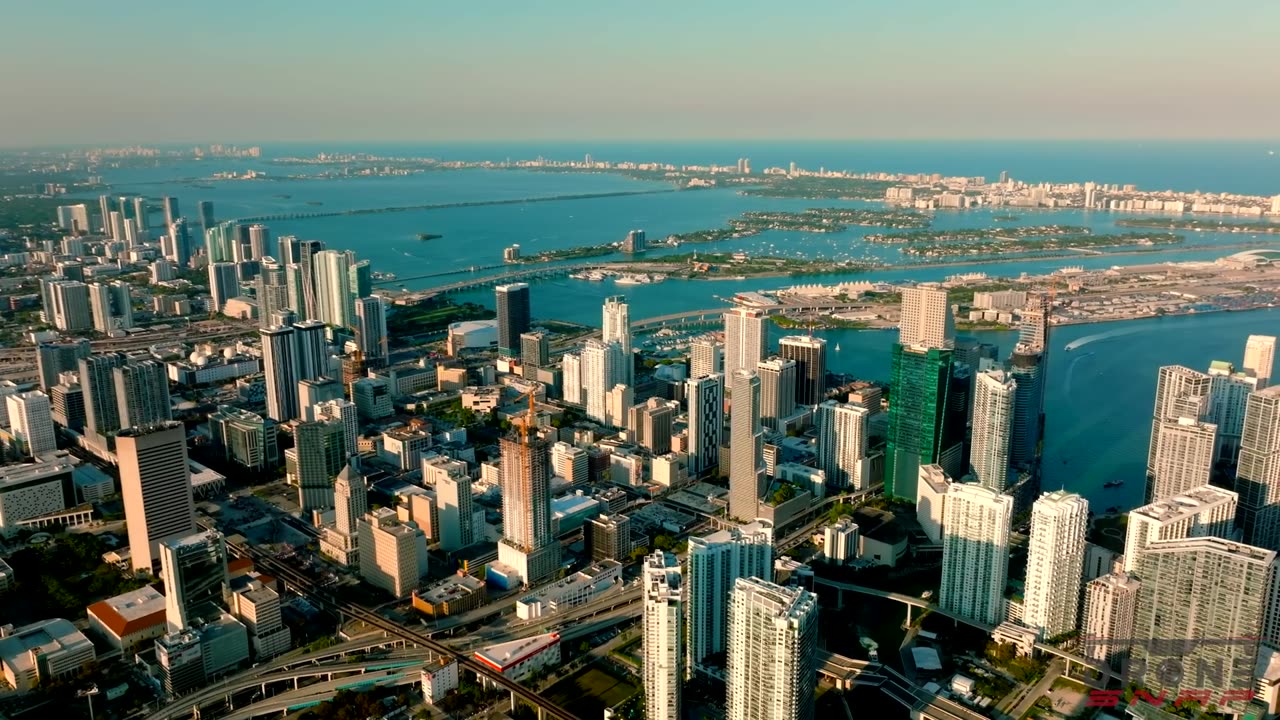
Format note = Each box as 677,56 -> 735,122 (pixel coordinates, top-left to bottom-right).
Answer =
1063,326 -> 1147,352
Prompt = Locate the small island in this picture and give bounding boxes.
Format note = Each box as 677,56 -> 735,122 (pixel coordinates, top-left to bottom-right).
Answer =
865,225 -> 1090,244
1116,218 -> 1280,234
899,231 -> 1183,258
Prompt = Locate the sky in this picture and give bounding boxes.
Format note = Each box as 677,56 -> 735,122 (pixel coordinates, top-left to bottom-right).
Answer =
2,0 -> 1278,146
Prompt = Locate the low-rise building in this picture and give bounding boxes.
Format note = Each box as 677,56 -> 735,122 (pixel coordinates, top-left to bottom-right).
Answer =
0,619 -> 97,693
823,517 -> 860,565
515,560 -> 622,620
461,386 -> 502,412
474,632 -> 561,683
412,573 -> 488,618
87,585 -> 167,653
421,657 -> 460,705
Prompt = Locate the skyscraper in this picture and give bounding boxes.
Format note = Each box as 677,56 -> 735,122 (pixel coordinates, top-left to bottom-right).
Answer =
118,423 -> 196,573
1008,343 -> 1044,470
37,338 -> 91,391
725,577 -> 818,720
207,262 -> 240,315
98,194 -> 113,233
685,374 -> 724,477
778,335 -> 827,405
685,522 -> 773,673
602,296 -> 632,386
1236,386 -> 1280,549
815,400 -> 870,491
1147,366 -> 1212,476
48,280 -> 92,332
939,483 -> 1012,626
260,326 -> 300,422
288,419 -> 347,512
314,250 -> 355,329
1122,484 -> 1238,573
495,283 -> 531,358
689,338 -> 722,380
435,466 -> 474,553
209,406 -> 279,471
168,219 -> 192,267
723,308 -> 767,381
1022,491 -> 1088,638
1146,416 -> 1217,503
256,260 -> 291,330
205,222 -> 239,264
292,320 -> 329,382
132,197 -> 148,230
357,507 -> 424,599
247,224 -> 270,261
498,431 -> 559,584
320,464 -> 367,567
642,551 -> 683,720
970,368 -> 1016,491
159,530 -> 229,632
1245,334 -> 1277,388
561,352 -> 582,404
582,339 -> 624,425
79,352 -> 125,436
1130,538 -> 1274,715
277,235 -> 301,267
163,197 -> 180,228
114,360 -> 173,429
6,391 -> 56,458
885,343 -> 958,500
756,357 -> 797,432
86,281 -> 133,333
899,286 -> 955,350
296,239 -> 325,321
197,200 -> 214,231
354,296 -> 389,368
1208,360 -> 1259,461
1082,572 -> 1141,670
520,331 -> 549,376
728,370 -> 764,522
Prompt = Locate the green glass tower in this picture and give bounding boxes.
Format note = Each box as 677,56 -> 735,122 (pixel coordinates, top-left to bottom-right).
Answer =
885,343 -> 961,499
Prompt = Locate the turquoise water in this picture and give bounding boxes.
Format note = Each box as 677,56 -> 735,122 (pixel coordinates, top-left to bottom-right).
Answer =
90,142 -> 1280,510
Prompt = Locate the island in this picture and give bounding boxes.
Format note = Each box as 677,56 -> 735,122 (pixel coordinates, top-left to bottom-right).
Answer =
865,225 -> 1090,244
899,232 -> 1183,258
1116,218 -> 1280,234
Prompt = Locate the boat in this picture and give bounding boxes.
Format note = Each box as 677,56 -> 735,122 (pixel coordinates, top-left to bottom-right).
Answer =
835,343 -> 841,352
1103,480 -> 1124,488
417,233 -> 443,241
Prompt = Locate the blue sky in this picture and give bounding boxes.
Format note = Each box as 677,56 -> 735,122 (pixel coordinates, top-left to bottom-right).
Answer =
2,0 -> 1276,145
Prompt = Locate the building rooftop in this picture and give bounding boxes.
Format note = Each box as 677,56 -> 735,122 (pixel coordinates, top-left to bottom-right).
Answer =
417,573 -> 486,604
87,586 -> 166,638
1145,536 -> 1277,563
0,619 -> 94,678
1130,484 -> 1238,523
0,459 -> 74,487
695,520 -> 773,546
475,632 -> 559,673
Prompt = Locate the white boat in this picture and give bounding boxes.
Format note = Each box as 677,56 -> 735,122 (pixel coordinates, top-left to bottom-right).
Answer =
835,343 -> 841,352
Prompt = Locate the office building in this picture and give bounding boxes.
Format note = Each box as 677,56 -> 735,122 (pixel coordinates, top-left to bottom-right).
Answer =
6,392 -> 56,458
227,578 -> 291,660
686,521 -> 773,673
312,398 -> 357,459
207,262 -> 240,316
586,514 -> 632,562
1022,491 -> 1088,638
160,196 -> 179,228
628,398 -> 676,455
1208,360 -> 1260,461
1008,343 -> 1044,470
49,383 -> 84,431
1122,484 -> 1238,573
970,368 -> 1016,491
354,296 -> 389,367
1130,538 -> 1274,715
823,516 -> 860,564
756,357 -> 797,431
1082,572 -> 1141,669
435,466 -> 474,553
298,377 -> 344,416
725,577 -> 818,720
114,360 -> 172,429
256,260 -> 291,330
495,283 -> 531,358
499,431 -> 559,584
118,423 -> 196,573
351,377 -> 392,420
520,331 -> 549,376
690,338 -> 722,380
0,619 -> 96,694
885,343 -> 959,499
686,374 -> 724,477
314,250 -> 355,329
1146,417 -> 1217,504
168,219 -> 192,267
815,400 -> 870,491
900,286 -> 955,350
643,551 -> 683,720
320,464 -> 367,567
209,406 -> 278,471
37,338 -> 91,391
729,370 -> 765,522
47,280 -> 92,332
158,530 -> 228,632
288,419 -> 346,512
602,296 -> 633,385
292,320 -> 329,382
79,352 -> 125,435
358,507 -> 424,599
940,483 -> 1012,626
0,458 -> 76,537
1240,386 -> 1280,549
723,308 -> 767,380
260,325 -> 300,422
778,335 -> 826,406
1246,335 -> 1277,387
88,282 -> 133,333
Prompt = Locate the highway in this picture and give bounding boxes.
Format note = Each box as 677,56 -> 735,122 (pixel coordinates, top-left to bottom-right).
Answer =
222,537 -> 584,720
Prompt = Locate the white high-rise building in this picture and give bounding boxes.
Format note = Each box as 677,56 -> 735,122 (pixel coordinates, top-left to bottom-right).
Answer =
118,423 -> 196,573
435,467 -> 474,553
1022,491 -> 1088,638
1122,484 -> 1238,573
114,360 -> 172,429
642,551 -> 683,720
1082,572 -> 1141,669
562,352 -> 582,405
582,340 -> 624,425
1147,366 -> 1212,486
319,464 -> 366,567
814,400 -> 870,490
357,507 -> 423,599
550,441 -> 588,487
1246,335 -> 1277,388
48,280 -> 92,332
313,250 -> 355,329
6,391 -> 56,458
1236,386 -> 1280,549
940,483 -> 1012,626
728,370 -> 764,522
686,374 -> 724,477
602,296 -> 632,386
1208,360 -> 1260,461
207,262 -> 240,316
899,286 -> 954,350
723,308 -> 767,380
685,521 -> 773,674
1146,417 -> 1217,503
725,577 -> 818,720
969,369 -> 1016,491
690,339 -> 722,380
1130,538 -> 1275,715
260,325 -> 300,422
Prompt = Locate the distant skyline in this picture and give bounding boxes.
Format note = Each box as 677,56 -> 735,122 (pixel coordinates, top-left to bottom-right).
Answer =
3,1 -> 1278,146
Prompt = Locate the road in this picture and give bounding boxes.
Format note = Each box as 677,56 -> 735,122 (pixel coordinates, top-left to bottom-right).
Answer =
1002,658 -> 1064,719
